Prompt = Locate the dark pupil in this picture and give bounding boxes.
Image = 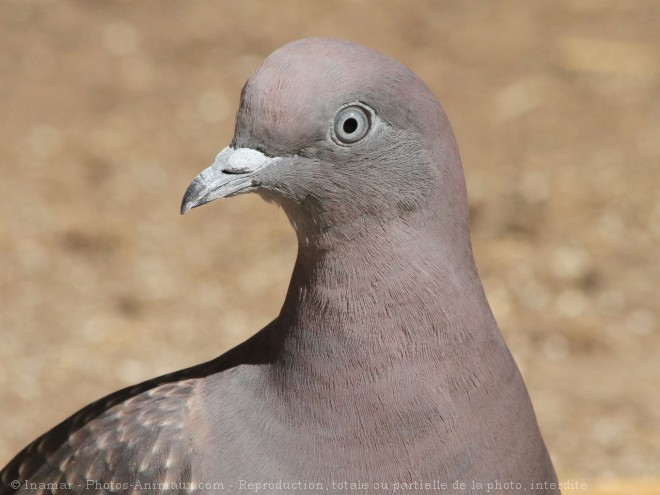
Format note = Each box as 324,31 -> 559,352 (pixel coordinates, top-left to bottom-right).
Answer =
343,117 -> 358,134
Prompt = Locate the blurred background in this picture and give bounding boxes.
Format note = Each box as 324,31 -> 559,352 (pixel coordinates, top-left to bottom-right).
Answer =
1,0 -> 658,492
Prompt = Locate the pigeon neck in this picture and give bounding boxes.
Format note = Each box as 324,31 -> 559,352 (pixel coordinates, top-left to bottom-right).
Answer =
271,216 -> 494,369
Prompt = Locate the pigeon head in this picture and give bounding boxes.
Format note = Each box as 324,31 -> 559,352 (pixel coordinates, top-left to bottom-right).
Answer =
182,38 -> 468,245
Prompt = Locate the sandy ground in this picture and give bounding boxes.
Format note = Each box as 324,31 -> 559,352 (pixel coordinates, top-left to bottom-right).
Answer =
1,0 -> 659,489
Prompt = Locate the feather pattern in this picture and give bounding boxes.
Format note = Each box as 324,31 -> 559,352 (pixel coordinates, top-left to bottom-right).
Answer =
2,38 -> 559,494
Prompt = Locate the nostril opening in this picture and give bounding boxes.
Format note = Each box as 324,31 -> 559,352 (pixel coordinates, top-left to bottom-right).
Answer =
222,161 -> 253,175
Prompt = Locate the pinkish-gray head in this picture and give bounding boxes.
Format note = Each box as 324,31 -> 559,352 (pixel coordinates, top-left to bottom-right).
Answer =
182,38 -> 468,243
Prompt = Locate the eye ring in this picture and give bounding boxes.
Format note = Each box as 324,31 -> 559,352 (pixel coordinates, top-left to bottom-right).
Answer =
332,104 -> 372,144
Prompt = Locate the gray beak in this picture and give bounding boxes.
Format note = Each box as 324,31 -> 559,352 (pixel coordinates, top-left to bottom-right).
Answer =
181,147 -> 280,214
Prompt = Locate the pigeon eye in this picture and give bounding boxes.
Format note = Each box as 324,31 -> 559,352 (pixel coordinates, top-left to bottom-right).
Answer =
333,105 -> 371,144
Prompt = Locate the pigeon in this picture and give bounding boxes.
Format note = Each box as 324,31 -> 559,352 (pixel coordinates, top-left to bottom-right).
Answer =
1,38 -> 559,494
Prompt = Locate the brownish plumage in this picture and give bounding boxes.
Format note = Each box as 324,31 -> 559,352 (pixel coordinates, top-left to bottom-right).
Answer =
2,38 -> 559,494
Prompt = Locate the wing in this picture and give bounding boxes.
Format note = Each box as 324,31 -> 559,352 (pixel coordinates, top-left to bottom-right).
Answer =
1,326 -> 272,495
1,379 -> 201,495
